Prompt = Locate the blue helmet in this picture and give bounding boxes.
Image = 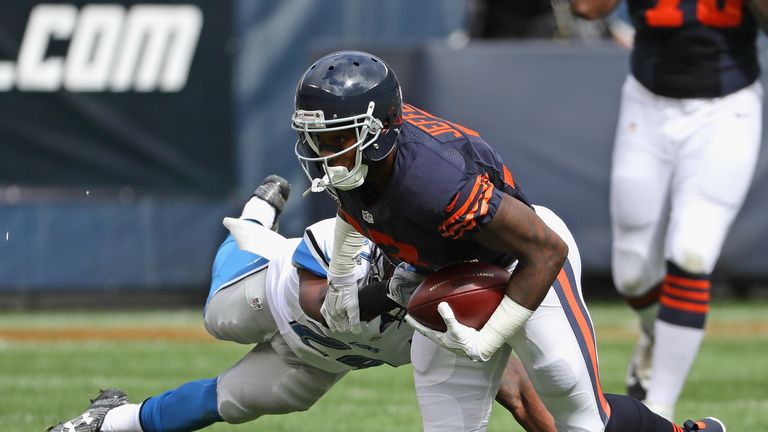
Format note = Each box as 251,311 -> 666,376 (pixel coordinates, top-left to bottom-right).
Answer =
292,51 -> 403,193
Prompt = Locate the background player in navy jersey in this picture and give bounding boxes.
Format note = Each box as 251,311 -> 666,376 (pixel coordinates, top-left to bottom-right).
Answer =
573,0 -> 767,421
48,176 -> 556,432
293,50 -> 725,431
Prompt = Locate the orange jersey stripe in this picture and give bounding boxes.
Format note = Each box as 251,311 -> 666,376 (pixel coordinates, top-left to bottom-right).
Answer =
443,178 -> 496,239
502,165 -> 516,188
662,285 -> 711,302
444,192 -> 461,213
449,219 -> 477,240
439,175 -> 484,232
449,175 -> 493,222
665,275 -> 710,290
445,204 -> 479,238
444,179 -> 495,238
660,296 -> 710,314
557,270 -> 611,418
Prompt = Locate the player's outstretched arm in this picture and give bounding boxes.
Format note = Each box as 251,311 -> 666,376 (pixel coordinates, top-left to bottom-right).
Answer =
321,214 -> 368,333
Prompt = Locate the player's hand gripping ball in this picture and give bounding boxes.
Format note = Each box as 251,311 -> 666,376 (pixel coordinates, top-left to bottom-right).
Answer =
407,261 -> 510,332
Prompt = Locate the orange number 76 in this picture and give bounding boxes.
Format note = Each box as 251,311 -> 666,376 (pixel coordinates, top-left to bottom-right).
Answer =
646,0 -> 743,28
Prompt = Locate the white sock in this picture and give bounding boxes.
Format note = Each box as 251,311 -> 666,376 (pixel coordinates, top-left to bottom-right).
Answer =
240,197 -> 276,229
626,304 -> 658,388
642,400 -> 675,422
637,303 -> 658,338
645,320 -> 705,417
101,403 -> 143,432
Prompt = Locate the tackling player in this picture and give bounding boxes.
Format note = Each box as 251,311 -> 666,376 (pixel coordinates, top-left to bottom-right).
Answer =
572,0 -> 766,421
293,50 -> 726,431
48,176 -> 556,432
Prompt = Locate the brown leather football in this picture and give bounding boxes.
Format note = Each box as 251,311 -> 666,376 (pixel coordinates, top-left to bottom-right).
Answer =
407,261 -> 510,332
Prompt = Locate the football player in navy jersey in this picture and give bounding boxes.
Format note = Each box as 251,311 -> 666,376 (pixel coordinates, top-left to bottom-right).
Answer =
293,50 -> 726,431
573,0 -> 767,421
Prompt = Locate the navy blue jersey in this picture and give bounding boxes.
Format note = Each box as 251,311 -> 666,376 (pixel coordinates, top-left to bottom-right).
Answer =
629,0 -> 759,98
337,104 -> 530,273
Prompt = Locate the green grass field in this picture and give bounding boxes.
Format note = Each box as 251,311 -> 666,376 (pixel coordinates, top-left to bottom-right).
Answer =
1,301 -> 766,431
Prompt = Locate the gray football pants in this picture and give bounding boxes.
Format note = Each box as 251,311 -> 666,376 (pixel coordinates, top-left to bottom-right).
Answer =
203,272 -> 347,423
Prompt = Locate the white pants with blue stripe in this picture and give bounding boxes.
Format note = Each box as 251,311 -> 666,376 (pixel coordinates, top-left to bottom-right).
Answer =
412,206 -> 609,432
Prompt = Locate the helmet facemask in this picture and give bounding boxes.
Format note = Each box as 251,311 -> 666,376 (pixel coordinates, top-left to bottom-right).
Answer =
293,102 -> 383,195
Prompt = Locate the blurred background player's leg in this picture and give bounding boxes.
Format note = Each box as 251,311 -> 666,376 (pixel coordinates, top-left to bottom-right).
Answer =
645,81 -> 763,419
609,76 -> 673,402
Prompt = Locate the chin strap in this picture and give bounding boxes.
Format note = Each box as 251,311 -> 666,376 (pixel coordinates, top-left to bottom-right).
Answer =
303,176 -> 330,196
303,164 -> 369,197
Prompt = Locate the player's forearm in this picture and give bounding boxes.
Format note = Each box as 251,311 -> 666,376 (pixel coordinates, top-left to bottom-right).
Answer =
358,280 -> 400,321
298,269 -> 329,325
497,218 -> 568,311
504,242 -> 566,310
329,213 -> 367,278
472,198 -> 568,360
475,195 -> 568,311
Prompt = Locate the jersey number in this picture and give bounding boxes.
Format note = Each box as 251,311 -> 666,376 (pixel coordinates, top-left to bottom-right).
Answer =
290,321 -> 385,369
368,228 -> 426,268
646,0 -> 743,28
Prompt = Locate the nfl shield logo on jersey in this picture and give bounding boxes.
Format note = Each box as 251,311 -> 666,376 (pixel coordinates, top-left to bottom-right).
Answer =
362,210 -> 374,224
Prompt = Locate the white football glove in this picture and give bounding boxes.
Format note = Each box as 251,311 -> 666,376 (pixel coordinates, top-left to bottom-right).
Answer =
406,302 -> 493,361
406,298 -> 534,362
386,263 -> 425,307
321,272 -> 362,334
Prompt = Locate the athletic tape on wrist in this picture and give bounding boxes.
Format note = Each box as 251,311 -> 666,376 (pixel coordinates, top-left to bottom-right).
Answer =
329,214 -> 367,278
479,296 -> 534,358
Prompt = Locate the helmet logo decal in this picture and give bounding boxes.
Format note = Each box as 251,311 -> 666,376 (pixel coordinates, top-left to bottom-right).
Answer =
295,110 -> 325,128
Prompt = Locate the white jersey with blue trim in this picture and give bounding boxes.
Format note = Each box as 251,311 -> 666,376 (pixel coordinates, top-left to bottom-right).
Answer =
265,218 -> 412,373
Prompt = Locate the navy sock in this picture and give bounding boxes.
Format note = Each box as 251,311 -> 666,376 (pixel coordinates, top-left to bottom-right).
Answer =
604,393 -> 682,432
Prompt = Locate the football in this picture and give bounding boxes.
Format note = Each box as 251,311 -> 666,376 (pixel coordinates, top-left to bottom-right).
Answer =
407,261 -> 510,332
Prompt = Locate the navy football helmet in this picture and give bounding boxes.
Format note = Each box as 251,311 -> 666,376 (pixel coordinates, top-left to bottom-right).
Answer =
292,51 -> 403,194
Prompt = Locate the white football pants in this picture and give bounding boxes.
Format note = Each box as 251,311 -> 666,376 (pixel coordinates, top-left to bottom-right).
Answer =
413,206 -> 610,432
610,75 -> 762,297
